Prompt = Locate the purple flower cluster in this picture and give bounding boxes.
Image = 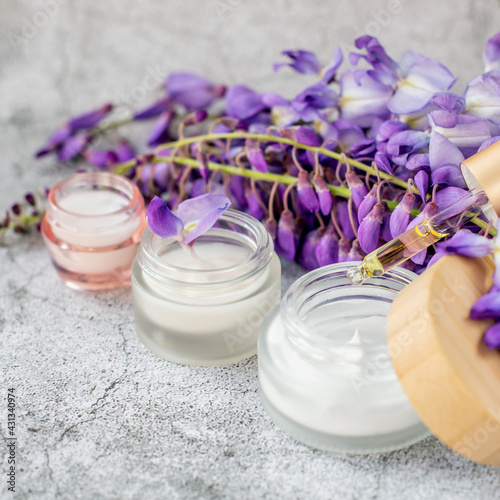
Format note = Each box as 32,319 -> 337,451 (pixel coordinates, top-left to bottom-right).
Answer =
31,33 -> 500,279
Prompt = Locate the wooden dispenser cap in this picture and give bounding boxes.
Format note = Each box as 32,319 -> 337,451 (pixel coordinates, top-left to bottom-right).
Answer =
387,254 -> 500,465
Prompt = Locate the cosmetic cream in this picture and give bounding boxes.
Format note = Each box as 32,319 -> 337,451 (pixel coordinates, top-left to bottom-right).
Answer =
132,209 -> 281,366
258,262 -> 430,453
41,171 -> 146,290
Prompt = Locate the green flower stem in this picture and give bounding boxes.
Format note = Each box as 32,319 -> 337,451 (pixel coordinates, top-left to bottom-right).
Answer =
150,155 -> 352,198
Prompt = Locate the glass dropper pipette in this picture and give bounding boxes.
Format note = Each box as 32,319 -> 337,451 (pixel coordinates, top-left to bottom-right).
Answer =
346,188 -> 488,285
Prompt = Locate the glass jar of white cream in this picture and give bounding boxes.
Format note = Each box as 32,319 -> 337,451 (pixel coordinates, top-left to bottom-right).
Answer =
258,262 -> 430,454
132,209 -> 281,366
41,171 -> 146,290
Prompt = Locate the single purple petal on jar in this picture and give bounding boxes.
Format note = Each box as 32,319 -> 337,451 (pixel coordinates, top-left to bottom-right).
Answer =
178,193 -> 231,244
147,110 -> 174,147
358,203 -> 383,254
245,186 -> 265,220
358,183 -> 378,223
337,201 -> 356,240
298,229 -> 322,270
390,191 -> 415,238
225,85 -> 266,120
484,32 -> 500,72
470,292 -> 500,320
58,134 -> 88,161
166,72 -> 223,110
273,50 -> 322,75
134,98 -> 171,120
153,162 -> 170,192
278,211 -> 298,261
346,170 -> 368,209
68,103 -> 113,132
315,225 -> 339,266
115,139 -> 136,163
321,47 -> 343,84
374,152 -> 393,174
431,165 -> 467,188
430,92 -> 465,113
146,195 -> 184,238
313,175 -> 333,216
84,149 -> 118,169
345,239 -> 365,262
484,322 -> 500,349
414,169 -> 429,203
297,170 -> 319,213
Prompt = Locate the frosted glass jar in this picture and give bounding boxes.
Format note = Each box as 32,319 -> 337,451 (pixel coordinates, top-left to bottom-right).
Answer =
132,209 -> 281,366
258,262 -> 430,454
41,172 -> 146,290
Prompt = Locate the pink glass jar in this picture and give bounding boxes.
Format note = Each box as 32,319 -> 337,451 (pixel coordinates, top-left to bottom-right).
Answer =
41,171 -> 146,290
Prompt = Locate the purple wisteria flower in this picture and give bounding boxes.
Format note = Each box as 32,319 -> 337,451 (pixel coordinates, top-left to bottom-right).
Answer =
166,73 -> 225,110
146,194 -> 231,245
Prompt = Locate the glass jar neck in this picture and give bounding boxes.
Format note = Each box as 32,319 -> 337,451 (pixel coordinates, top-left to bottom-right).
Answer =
46,171 -> 144,232
137,209 -> 274,300
280,262 -> 417,371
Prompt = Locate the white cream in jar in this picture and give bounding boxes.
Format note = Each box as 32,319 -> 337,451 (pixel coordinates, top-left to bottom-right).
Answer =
41,171 -> 146,290
132,209 -> 281,366
258,262 -> 430,454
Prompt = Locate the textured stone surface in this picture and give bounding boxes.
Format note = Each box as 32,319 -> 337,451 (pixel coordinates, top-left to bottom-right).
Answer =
2,1 -> 500,499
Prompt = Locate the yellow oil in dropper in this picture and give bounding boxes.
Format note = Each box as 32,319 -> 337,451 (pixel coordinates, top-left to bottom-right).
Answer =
347,189 -> 487,285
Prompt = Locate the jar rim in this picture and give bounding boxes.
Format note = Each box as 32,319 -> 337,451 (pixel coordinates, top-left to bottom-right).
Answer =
137,209 -> 274,287
280,262 -> 417,357
48,171 -> 143,220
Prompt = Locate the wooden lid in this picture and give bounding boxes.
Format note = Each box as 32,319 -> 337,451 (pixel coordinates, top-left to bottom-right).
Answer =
387,254 -> 500,465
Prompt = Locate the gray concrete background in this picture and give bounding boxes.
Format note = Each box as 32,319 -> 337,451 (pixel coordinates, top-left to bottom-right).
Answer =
1,0 -> 500,498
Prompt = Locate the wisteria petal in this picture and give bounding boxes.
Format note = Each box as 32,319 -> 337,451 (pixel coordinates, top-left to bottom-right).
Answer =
245,186 -> 265,220
68,104 -> 113,132
178,193 -> 231,244
358,183 -> 378,222
358,204 -> 383,254
484,322 -> 500,349
147,110 -> 174,147
273,50 -> 322,75
315,226 -> 339,266
406,153 -> 430,171
430,92 -> 465,113
479,136 -> 500,151
465,71 -> 500,122
313,175 -> 333,216
434,186 -> 469,212
248,149 -> 268,173
298,229 -> 322,271
297,171 -> 319,212
346,170 -> 368,209
439,230 -> 493,257
387,130 -> 429,157
429,132 -> 464,171
292,83 -> 338,114
116,139 -> 136,162
84,149 -> 118,169
431,165 -> 467,188
277,211 -> 298,260
133,98 -> 171,120
376,120 -> 407,142
471,292 -> 500,320
58,135 -> 88,161
339,70 -> 392,127
166,73 -> 223,110
484,32 -> 500,72
332,119 -> 365,147
320,47 -> 343,84
226,85 -> 266,120
146,196 -> 184,238
337,201 -> 356,240
414,170 -> 429,202
374,152 -> 393,174
390,191 -> 414,238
